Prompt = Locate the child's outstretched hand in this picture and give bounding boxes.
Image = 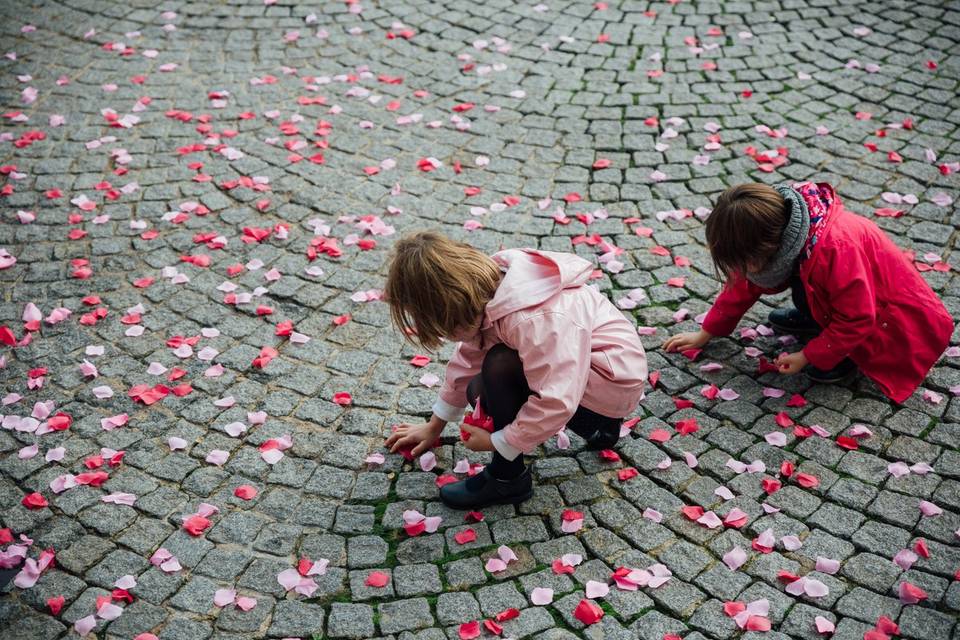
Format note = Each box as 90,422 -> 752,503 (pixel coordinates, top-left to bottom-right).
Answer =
775,351 -> 808,374
663,329 -> 712,353
386,421 -> 443,457
460,424 -> 494,452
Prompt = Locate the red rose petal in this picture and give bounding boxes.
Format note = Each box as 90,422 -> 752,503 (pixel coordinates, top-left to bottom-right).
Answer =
21,492 -> 48,509
876,616 -> 899,635
454,529 -> 477,545
775,412 -> 794,427
599,449 -> 620,462
836,436 -> 859,450
762,478 -> 782,495
47,595 -> 65,615
796,473 -> 819,488
183,515 -> 211,537
675,418 -> 699,435
365,571 -> 389,588
745,616 -> 771,632
458,621 -> 481,640
495,608 -> 520,623
617,467 -> 639,481
682,505 -> 705,520
483,619 -> 503,636
573,599 -> 604,625
552,558 -> 576,574
234,485 -> 257,500
648,429 -> 672,443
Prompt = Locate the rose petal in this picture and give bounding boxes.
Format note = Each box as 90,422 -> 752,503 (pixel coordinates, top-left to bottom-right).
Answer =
585,580 -> 609,599
723,546 -> 748,570
530,587 -> 554,605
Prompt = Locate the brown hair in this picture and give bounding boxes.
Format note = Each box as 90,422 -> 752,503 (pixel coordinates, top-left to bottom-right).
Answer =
705,183 -> 788,281
384,230 -> 502,351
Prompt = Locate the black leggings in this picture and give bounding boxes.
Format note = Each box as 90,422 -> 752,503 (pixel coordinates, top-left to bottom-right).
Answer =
466,344 -> 622,479
790,270 -> 812,319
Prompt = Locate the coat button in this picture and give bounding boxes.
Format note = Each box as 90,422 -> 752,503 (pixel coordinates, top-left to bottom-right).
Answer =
882,322 -> 888,328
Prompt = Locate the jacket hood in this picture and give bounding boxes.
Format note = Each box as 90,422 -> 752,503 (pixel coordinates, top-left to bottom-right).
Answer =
483,249 -> 594,326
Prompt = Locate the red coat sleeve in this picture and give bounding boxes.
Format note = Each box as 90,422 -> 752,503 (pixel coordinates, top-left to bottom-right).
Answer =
701,275 -> 766,336
802,242 -> 876,370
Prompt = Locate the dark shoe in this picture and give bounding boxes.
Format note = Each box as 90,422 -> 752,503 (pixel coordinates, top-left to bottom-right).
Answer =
439,468 -> 533,509
768,307 -> 819,336
583,423 -> 622,451
804,359 -> 856,384
566,419 -> 622,451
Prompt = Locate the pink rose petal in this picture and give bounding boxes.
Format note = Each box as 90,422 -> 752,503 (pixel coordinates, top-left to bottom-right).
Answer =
205,450 -> 229,466
723,546 -> 748,570
115,575 -> 137,590
485,557 -> 507,573
781,535 -> 802,551
97,601 -> 124,621
530,587 -> 554,605
715,486 -> 735,500
261,449 -> 284,464
765,432 -> 787,447
815,616 -> 835,634
419,451 -> 437,472
718,388 -> 740,401
697,511 -> 723,529
804,578 -> 829,598
893,548 -> 918,570
643,508 -> 662,523
815,557 -> 840,574
888,461 -> 910,478
277,568 -> 302,591
74,615 -> 97,636
585,580 -> 609,599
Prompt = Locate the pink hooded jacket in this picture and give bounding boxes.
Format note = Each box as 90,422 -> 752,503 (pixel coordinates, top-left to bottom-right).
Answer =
431,248 -> 648,460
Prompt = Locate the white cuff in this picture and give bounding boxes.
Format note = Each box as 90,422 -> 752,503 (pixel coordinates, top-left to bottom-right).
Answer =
491,430 -> 523,461
431,397 -> 465,423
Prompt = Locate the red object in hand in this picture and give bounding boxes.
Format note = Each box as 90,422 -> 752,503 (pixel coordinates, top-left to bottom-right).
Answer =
460,401 -> 494,441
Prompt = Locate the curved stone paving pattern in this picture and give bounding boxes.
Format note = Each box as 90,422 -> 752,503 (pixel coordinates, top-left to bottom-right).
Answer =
0,1 -> 958,639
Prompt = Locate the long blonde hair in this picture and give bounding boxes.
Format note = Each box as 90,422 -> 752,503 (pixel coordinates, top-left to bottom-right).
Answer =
385,231 -> 501,350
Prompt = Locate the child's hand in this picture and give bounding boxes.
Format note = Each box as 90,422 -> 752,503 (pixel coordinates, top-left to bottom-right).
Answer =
385,421 -> 443,457
663,329 -> 712,353
460,425 -> 494,452
775,351 -> 808,374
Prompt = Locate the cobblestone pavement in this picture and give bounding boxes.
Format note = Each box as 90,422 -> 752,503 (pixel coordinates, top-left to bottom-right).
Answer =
0,1 -> 958,639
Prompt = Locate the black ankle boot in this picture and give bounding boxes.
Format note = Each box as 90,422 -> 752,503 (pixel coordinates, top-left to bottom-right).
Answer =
439,468 -> 533,509
768,307 -> 819,335
804,358 -> 856,384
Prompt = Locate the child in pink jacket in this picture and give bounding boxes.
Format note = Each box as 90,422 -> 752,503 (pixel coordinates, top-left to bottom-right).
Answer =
384,231 -> 647,509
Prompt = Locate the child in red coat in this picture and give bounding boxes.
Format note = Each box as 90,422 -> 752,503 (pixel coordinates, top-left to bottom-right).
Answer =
664,182 -> 953,403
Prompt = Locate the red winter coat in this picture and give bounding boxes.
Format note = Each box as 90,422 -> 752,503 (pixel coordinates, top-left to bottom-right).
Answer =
702,184 -> 953,403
